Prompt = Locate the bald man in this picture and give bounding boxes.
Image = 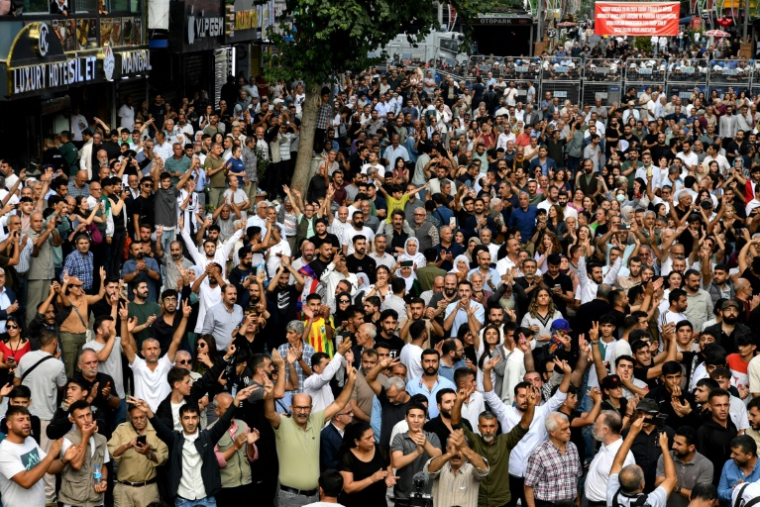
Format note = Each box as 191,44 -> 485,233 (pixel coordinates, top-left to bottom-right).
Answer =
211,392 -> 259,506
264,367 -> 357,506
68,169 -> 90,198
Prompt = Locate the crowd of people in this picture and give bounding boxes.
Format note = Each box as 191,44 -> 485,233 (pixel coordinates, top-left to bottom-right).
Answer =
2,28 -> 760,507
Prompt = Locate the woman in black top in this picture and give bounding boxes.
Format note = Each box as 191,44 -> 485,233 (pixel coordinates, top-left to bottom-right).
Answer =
339,422 -> 395,507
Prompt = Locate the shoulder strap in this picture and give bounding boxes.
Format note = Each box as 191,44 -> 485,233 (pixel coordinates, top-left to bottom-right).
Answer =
21,355 -> 55,381
735,483 -> 752,507
71,304 -> 87,329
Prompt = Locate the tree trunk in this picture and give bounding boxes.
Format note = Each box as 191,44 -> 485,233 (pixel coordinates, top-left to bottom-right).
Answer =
291,82 -> 322,196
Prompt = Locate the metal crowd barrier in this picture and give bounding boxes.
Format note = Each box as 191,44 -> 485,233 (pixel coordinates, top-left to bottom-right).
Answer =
582,59 -> 623,107
540,56 -> 583,108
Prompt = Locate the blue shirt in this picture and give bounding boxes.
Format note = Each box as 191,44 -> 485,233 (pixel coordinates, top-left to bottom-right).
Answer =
508,206 -> 538,243
718,456 -> 760,502
122,257 -> 161,303
439,359 -> 467,383
226,157 -> 246,186
62,250 -> 94,290
405,375 -> 456,418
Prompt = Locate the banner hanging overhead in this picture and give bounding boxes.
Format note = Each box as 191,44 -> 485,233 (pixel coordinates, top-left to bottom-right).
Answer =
594,2 -> 680,36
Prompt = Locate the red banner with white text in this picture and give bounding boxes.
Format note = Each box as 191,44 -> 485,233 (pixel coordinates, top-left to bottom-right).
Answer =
594,2 -> 680,36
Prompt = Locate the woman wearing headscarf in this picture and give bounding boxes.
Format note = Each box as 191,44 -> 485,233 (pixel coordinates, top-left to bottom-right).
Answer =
449,254 -> 471,282
398,237 -> 426,270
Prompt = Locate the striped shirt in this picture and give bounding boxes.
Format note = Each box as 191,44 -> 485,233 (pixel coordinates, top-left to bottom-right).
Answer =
15,234 -> 34,275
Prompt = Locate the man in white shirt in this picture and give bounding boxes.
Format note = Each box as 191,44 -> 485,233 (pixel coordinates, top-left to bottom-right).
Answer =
304,339 -> 352,413
702,142 -> 730,175
586,411 -> 635,504
117,96 -> 135,132
676,140 -> 698,173
0,406 -> 73,507
577,255 -> 622,305
123,331 -> 179,413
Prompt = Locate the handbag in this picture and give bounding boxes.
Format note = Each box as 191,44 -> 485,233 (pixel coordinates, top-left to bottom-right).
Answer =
86,223 -> 103,245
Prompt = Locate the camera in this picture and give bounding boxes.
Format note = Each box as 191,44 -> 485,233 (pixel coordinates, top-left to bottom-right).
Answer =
395,473 -> 433,507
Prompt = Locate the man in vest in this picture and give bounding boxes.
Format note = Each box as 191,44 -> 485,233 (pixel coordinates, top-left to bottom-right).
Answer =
410,207 -> 438,253
211,392 -> 260,507
58,401 -> 109,507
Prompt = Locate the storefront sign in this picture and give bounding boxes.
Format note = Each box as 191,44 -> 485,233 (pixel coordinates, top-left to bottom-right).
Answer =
119,49 -> 152,75
187,16 -> 224,44
12,56 -> 98,95
594,2 -> 680,36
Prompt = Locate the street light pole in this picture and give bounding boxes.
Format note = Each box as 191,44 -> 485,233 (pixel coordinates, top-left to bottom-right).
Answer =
743,0 -> 750,40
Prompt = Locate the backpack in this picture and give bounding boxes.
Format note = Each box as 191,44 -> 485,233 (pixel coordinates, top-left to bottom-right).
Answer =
612,487 -> 651,507
734,483 -> 760,507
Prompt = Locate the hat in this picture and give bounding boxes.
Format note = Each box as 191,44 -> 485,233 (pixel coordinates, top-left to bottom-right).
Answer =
273,98 -> 285,105
635,398 -> 660,413
601,374 -> 623,390
551,318 -> 571,332
627,100 -> 635,106
722,299 -> 740,310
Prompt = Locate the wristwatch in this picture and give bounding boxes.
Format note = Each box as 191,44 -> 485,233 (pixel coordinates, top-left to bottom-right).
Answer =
676,486 -> 682,495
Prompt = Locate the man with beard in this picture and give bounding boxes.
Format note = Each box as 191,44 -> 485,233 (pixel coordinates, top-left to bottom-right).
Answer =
151,290 -> 193,354
427,273 -> 459,336
452,377 -> 538,507
229,245 -> 255,298
291,240 -> 315,278
716,435 -> 760,503
707,299 -> 751,355
155,237 -> 194,292
747,398 -> 760,448
342,211 -> 375,256
376,310 -> 406,358
443,281 -> 485,337
406,349 -> 456,419
653,426 -> 714,507
201,284 -> 244,351
423,387 -> 473,446
346,235 -> 376,284
122,242 -> 161,303
267,256 -> 305,349
309,218 -> 340,253
683,269 -> 713,333
72,349 -> 120,439
180,215 -> 245,278
126,280 -> 161,350
438,338 -> 467,383
90,277 -> 124,323
617,256 -> 644,290
480,356 -> 573,507
585,411 -> 635,506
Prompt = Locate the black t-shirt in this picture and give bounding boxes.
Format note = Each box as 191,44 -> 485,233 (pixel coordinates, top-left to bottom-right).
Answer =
634,364 -> 660,391
133,195 -> 155,227
73,372 -> 118,436
269,284 -> 300,324
376,333 -> 405,357
229,266 -> 254,295
310,233 -> 341,252
542,272 -> 573,315
346,254 -> 377,284
42,148 -> 63,171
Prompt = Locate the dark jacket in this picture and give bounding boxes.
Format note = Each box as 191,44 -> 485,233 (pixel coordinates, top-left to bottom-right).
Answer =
46,406 -> 107,440
150,401 -> 236,500
320,423 -> 343,472
156,359 -> 227,430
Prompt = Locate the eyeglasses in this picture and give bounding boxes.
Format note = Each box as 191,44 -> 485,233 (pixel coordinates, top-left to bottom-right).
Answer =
178,359 -> 191,365
6,325 -> 18,330
338,299 -> 350,303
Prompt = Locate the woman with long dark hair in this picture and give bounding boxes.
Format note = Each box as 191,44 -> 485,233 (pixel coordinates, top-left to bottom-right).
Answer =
338,422 -> 395,507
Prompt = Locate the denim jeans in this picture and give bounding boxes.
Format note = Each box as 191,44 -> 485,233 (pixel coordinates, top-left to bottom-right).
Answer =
176,496 -> 216,507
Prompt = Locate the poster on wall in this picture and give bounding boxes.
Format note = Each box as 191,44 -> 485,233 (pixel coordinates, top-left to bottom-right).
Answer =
53,19 -> 78,50
594,2 -> 680,36
77,18 -> 97,50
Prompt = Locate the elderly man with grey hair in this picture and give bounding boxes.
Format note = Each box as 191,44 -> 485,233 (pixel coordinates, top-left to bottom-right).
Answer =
524,411 -> 582,507
276,319 -> 315,407
586,411 -> 635,506
607,416 -> 677,507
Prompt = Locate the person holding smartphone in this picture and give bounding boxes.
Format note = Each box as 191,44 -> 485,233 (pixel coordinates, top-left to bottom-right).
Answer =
107,400 -> 168,505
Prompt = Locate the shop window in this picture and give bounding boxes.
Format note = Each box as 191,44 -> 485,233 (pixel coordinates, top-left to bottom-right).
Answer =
76,0 -> 99,12
23,0 -> 48,14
